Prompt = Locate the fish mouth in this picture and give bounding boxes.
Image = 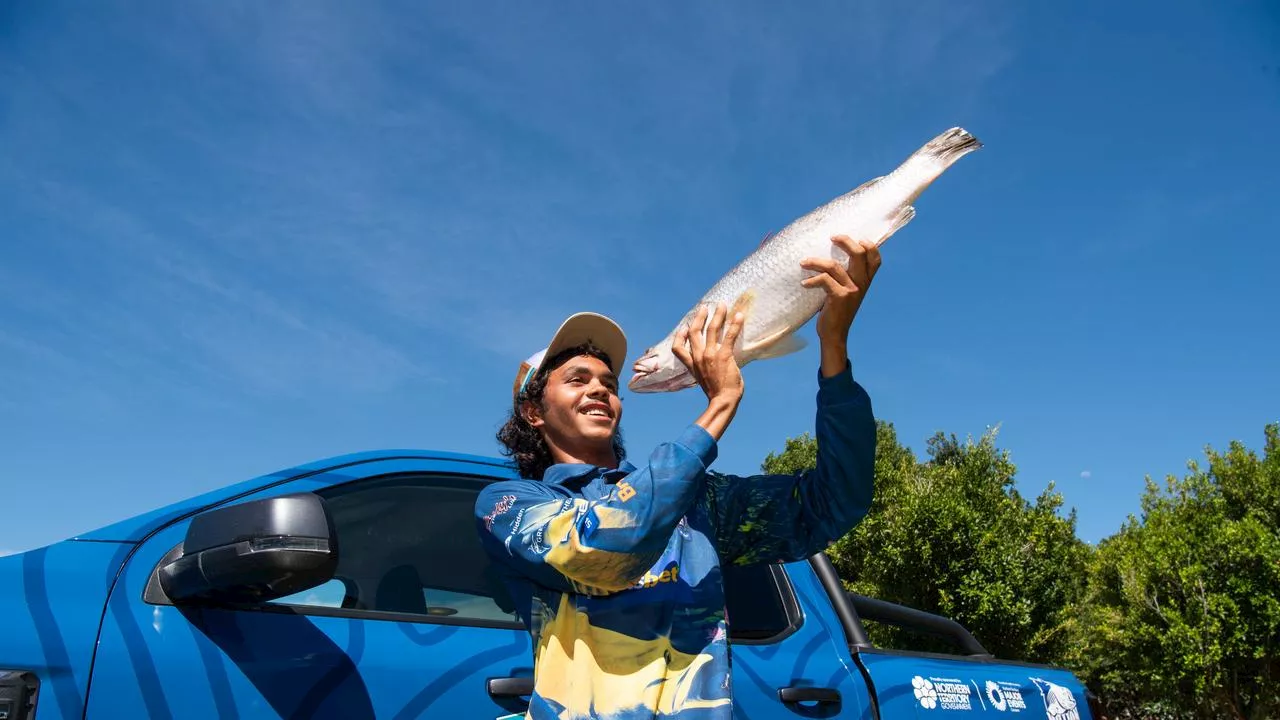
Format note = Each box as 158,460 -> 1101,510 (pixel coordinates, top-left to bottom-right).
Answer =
627,370 -> 663,392
627,370 -> 654,392
629,349 -> 700,393
632,357 -> 659,376
628,354 -> 660,391
627,371 -> 697,394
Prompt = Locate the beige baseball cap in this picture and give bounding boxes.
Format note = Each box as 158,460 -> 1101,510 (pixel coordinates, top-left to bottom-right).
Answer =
511,312 -> 628,402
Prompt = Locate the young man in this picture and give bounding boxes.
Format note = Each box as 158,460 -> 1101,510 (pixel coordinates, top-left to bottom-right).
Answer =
475,235 -> 881,719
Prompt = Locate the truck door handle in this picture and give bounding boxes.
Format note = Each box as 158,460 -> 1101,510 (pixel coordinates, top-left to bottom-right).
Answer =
778,686 -> 841,705
487,676 -> 534,697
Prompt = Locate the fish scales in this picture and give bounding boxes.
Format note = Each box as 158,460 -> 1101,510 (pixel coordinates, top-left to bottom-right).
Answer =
629,127 -> 981,393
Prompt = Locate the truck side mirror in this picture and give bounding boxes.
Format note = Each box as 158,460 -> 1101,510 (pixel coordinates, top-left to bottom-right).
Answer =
159,493 -> 338,605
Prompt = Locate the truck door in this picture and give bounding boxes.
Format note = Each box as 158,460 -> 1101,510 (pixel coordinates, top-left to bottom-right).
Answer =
85,459 -> 536,719
724,560 -> 874,719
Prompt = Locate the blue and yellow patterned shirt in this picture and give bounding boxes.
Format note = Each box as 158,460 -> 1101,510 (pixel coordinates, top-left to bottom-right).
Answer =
475,365 -> 875,719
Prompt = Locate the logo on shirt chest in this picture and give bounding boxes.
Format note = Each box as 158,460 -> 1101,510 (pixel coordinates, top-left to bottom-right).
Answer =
634,564 -> 680,588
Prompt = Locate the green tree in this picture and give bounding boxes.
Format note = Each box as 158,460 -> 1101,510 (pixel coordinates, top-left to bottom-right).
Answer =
762,421 -> 1090,664
1067,424 -> 1280,719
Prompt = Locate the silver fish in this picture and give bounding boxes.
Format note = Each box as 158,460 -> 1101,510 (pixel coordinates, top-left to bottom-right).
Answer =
628,127 -> 981,393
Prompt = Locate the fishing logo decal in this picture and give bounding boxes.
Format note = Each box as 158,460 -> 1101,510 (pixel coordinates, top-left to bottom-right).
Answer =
1030,678 -> 1080,720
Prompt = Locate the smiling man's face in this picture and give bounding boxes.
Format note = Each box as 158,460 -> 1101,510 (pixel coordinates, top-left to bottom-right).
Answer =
527,354 -> 623,455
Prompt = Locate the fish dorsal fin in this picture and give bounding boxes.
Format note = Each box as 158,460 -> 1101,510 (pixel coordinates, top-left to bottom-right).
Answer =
850,175 -> 885,195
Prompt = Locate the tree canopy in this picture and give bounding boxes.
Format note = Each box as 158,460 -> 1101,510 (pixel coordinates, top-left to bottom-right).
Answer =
1065,424 -> 1279,719
762,421 -> 1089,663
760,420 -> 1280,718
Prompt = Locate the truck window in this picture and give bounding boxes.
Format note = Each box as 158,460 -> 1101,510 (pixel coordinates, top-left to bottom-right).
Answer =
269,472 -> 800,642
722,562 -> 801,642
270,473 -> 521,626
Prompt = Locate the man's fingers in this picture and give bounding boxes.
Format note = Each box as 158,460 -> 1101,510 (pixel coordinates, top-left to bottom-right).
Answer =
706,303 -> 727,350
831,235 -> 871,288
801,272 -> 853,297
672,326 -> 704,384
672,326 -> 692,367
866,243 -> 882,280
721,311 -> 745,354
800,257 -> 853,287
831,234 -> 867,257
803,253 -> 854,289
687,305 -> 709,357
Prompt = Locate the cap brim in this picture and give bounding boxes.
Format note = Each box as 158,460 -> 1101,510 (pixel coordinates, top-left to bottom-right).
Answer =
543,312 -> 628,377
512,312 -> 628,403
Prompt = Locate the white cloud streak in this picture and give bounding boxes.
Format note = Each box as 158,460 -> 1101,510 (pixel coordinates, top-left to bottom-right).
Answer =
0,1 -> 1019,412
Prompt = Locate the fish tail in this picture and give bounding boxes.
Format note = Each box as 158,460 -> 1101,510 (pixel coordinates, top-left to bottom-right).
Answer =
894,127 -> 982,203
918,127 -> 982,166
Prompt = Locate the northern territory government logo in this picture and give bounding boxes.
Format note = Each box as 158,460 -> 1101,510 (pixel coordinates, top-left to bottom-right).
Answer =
911,675 -> 972,711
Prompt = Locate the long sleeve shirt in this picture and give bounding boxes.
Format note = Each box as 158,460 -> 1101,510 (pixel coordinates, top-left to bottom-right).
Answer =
474,364 -> 876,720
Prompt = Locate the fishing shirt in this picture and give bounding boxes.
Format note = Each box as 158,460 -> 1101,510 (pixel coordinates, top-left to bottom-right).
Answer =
474,364 -> 876,720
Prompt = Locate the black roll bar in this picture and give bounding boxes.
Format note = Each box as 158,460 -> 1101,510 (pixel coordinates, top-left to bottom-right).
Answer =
807,553 -> 991,658
846,593 -> 992,658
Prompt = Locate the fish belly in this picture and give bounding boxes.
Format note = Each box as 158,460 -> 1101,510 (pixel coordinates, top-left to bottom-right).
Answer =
692,197 -> 892,360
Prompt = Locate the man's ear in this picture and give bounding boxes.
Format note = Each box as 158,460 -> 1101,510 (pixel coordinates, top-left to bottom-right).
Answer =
521,399 -> 544,428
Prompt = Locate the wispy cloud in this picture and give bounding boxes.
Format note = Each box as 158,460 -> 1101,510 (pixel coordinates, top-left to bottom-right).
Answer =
2,2 -> 1021,416
1080,470 -> 1092,479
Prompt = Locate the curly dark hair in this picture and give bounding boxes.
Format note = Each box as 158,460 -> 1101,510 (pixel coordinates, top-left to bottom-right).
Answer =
497,342 -> 626,479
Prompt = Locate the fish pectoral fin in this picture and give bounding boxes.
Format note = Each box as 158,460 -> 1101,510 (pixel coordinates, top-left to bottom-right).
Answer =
727,289 -> 756,326
743,329 -> 808,360
727,289 -> 807,361
875,205 -> 916,248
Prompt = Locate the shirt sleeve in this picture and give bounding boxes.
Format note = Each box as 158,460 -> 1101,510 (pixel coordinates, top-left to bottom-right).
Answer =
701,362 -> 876,567
474,425 -> 717,595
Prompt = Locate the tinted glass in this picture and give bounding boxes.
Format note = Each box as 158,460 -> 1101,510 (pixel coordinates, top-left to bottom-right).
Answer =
723,562 -> 797,641
272,474 -> 519,625
275,473 -> 798,640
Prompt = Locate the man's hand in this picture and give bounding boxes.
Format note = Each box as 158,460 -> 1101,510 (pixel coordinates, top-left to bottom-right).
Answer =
672,303 -> 745,441
800,235 -> 882,376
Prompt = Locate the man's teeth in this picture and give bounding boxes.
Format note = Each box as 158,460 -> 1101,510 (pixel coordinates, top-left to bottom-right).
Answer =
584,409 -> 609,417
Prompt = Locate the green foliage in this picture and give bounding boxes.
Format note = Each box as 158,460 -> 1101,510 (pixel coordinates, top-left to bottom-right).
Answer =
761,420 -> 1280,715
761,421 -> 1090,665
1066,424 -> 1280,720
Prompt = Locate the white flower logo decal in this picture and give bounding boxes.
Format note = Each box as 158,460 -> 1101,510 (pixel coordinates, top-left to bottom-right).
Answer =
986,680 -> 1008,711
913,676 -> 938,709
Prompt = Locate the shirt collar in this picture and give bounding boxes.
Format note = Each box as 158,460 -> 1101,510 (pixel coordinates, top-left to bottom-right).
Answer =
541,460 -> 637,487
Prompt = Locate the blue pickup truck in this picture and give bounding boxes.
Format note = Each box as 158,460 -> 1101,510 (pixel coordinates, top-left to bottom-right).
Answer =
1,449 -> 1095,719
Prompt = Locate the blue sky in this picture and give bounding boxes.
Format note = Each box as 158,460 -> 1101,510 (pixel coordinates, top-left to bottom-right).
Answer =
1,1 -> 1277,554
